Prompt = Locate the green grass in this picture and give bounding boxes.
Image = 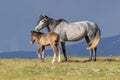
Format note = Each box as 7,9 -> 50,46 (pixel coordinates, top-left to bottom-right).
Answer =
0,56 -> 120,80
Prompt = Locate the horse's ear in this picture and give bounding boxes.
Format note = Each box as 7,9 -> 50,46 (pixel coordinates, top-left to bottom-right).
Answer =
40,13 -> 48,19
41,13 -> 46,17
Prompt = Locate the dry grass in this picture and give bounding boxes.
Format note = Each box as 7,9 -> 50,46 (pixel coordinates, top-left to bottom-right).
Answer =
0,56 -> 120,80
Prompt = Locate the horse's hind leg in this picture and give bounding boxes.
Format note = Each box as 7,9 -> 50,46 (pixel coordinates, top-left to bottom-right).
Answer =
85,36 -> 93,61
89,49 -> 93,61
93,47 -> 97,61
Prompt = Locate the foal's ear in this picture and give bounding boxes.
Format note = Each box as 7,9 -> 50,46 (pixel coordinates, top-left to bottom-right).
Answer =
31,31 -> 33,33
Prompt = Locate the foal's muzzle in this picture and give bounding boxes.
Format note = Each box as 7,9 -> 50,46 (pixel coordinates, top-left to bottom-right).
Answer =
30,41 -> 34,45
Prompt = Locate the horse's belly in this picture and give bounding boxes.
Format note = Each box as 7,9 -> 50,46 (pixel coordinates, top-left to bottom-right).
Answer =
66,32 -> 85,41
64,24 -> 86,41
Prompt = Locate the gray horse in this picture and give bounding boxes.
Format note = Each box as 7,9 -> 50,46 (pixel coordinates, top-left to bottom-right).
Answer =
35,14 -> 101,61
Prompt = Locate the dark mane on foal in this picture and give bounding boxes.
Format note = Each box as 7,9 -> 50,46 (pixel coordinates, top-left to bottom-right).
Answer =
31,31 -> 44,34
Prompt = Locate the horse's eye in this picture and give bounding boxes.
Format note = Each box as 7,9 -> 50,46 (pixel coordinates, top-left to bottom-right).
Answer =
42,19 -> 47,22
42,20 -> 45,22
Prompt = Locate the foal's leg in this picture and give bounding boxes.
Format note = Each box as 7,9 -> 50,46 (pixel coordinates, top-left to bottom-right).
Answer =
61,42 -> 67,62
36,46 -> 41,59
57,44 -> 61,63
42,46 -> 45,61
93,47 -> 97,61
51,45 -> 57,64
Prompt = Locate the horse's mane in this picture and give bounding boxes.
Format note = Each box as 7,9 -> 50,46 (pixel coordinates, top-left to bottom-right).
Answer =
37,14 -> 68,32
47,18 -> 68,32
48,17 -> 68,25
59,19 -> 68,23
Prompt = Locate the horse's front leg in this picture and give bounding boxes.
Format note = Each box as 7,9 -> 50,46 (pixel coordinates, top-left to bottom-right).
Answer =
42,46 -> 45,62
61,42 -> 67,62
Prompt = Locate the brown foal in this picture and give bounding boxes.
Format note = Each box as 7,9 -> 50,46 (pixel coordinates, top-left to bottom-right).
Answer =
30,31 -> 60,64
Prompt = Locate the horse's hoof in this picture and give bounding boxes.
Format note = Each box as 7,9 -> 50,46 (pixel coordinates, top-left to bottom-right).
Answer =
62,59 -> 67,62
93,59 -> 96,61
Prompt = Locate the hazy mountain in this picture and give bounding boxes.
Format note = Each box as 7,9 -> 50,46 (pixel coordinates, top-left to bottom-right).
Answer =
0,35 -> 120,59
67,35 -> 120,57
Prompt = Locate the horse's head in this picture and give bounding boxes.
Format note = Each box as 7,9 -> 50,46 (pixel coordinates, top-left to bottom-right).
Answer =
30,31 -> 39,45
35,14 -> 49,32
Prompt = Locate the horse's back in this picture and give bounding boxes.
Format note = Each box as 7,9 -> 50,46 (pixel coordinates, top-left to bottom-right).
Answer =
73,21 -> 100,36
55,20 -> 100,42
63,21 -> 97,41
73,21 -> 97,28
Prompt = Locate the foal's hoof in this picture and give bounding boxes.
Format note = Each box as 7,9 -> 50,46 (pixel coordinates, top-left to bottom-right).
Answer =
42,60 -> 44,62
52,61 -> 54,64
41,59 -> 45,62
88,58 -> 92,61
39,57 -> 42,59
58,60 -> 61,63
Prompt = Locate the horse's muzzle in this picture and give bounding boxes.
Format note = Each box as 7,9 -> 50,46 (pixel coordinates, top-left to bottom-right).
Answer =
35,28 -> 39,32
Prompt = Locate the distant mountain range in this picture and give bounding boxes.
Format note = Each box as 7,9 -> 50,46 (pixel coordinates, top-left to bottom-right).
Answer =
0,35 -> 120,59
67,35 -> 120,57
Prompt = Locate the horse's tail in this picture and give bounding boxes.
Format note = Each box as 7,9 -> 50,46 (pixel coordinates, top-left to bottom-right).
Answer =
87,29 -> 101,50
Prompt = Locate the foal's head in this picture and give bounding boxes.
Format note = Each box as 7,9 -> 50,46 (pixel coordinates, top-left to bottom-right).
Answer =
30,31 -> 40,45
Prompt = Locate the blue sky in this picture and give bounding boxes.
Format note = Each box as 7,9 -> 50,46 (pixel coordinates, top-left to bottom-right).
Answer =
0,0 -> 120,52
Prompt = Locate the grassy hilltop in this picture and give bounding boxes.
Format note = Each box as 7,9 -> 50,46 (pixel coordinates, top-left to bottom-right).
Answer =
0,56 -> 120,80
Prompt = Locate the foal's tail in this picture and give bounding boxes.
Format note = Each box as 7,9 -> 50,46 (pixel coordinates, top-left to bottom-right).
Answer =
87,29 -> 101,50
